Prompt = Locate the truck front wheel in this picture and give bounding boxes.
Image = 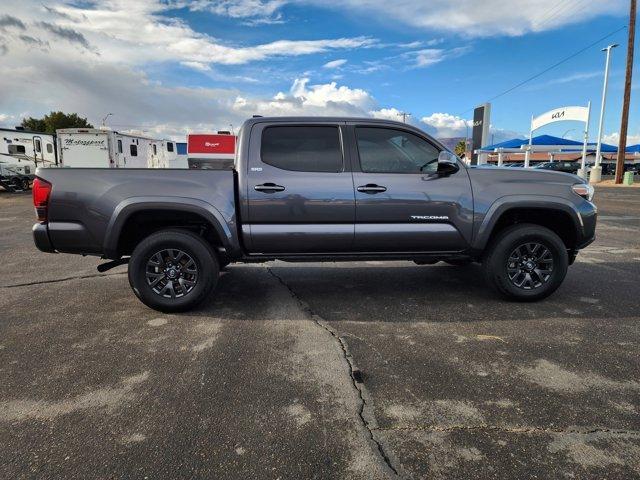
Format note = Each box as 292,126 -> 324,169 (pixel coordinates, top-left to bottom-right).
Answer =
483,224 -> 568,301
128,229 -> 219,312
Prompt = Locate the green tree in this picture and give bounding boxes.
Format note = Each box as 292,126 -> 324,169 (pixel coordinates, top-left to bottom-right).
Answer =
454,139 -> 467,157
21,111 -> 93,134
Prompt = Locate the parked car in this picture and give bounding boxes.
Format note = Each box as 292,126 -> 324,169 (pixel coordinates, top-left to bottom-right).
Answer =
534,161 -> 581,174
0,161 -> 32,192
32,116 -> 597,312
504,162 -> 524,168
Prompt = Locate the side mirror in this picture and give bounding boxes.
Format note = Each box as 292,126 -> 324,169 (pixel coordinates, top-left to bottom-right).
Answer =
437,151 -> 460,175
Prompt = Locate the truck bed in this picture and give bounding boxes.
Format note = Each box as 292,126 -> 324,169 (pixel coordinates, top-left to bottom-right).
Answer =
34,168 -> 238,258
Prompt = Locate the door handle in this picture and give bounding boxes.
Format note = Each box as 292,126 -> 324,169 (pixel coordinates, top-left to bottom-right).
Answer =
254,183 -> 285,193
357,184 -> 387,194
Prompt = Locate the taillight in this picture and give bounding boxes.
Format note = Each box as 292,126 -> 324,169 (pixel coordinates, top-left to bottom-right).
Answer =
32,178 -> 52,222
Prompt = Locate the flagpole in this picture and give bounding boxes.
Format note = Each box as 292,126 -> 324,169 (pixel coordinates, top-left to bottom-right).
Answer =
525,115 -> 533,168
579,101 -> 591,179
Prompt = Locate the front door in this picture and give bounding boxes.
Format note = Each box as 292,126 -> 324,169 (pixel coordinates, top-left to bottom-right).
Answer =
246,123 -> 355,253
349,124 -> 473,252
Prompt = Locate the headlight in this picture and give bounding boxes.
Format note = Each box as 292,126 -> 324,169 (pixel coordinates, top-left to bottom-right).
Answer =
572,183 -> 594,201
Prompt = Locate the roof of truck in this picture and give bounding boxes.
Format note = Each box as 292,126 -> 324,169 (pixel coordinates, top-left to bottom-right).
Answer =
241,116 -> 446,149
243,116 -> 412,128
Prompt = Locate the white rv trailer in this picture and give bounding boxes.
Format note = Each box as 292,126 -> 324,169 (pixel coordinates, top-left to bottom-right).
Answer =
0,127 -> 57,173
57,128 -> 165,168
163,140 -> 188,168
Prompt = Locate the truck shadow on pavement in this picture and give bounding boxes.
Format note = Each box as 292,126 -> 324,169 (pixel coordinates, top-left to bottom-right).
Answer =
189,260 -> 637,323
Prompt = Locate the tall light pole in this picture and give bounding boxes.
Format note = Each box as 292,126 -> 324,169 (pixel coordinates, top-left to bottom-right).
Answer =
591,44 -> 618,184
101,113 -> 113,128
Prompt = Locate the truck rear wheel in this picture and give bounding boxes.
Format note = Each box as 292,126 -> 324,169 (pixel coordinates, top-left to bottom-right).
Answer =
128,229 -> 219,312
483,223 -> 568,301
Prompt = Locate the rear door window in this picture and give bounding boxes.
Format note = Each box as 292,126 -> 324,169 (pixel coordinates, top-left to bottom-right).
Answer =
261,126 -> 342,172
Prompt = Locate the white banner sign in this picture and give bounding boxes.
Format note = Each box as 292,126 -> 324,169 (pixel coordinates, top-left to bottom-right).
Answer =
531,106 -> 589,131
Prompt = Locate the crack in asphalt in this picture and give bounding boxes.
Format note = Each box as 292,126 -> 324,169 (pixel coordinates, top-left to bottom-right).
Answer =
266,267 -> 400,478
374,424 -> 640,437
2,271 -> 126,289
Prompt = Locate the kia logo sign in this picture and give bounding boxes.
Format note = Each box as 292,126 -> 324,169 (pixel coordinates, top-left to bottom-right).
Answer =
473,120 -> 482,127
552,111 -> 565,120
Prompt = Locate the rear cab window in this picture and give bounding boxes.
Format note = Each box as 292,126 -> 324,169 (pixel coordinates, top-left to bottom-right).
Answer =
260,125 -> 343,172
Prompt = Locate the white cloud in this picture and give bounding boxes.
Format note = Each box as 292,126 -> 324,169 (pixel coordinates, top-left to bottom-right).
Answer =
603,132 -> 640,146
323,59 -> 347,69
289,78 -> 374,109
200,0 -> 628,37
180,61 -> 212,72
189,0 -> 286,23
524,71 -> 602,91
403,46 -> 471,68
3,1 -> 376,71
328,0 -> 627,37
369,108 -> 404,121
421,113 -> 471,137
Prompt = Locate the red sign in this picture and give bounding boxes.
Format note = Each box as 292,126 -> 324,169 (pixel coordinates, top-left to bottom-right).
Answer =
188,134 -> 236,155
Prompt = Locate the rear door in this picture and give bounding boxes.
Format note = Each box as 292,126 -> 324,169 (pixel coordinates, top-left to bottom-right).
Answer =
349,123 -> 473,252
245,122 -> 355,253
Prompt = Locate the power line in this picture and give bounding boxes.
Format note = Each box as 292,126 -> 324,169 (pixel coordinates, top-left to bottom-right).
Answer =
534,0 -> 586,31
458,25 -> 628,116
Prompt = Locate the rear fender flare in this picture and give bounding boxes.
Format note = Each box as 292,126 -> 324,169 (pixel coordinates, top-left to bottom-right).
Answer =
103,196 -> 236,259
472,195 -> 583,250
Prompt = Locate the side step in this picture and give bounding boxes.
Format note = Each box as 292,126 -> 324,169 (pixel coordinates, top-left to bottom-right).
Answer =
97,258 -> 129,272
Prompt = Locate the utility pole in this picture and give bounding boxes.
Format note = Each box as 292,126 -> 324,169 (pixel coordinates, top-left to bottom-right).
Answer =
591,44 -> 618,184
616,0 -> 636,184
397,112 -> 411,123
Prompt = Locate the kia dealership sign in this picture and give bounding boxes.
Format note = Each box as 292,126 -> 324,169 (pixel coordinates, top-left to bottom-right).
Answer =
471,103 -> 491,165
531,106 -> 590,131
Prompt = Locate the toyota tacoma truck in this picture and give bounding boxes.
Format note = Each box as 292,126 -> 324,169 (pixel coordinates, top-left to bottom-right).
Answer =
32,117 -> 597,312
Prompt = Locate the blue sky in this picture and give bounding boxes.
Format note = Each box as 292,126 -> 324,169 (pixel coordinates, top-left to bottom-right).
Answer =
0,0 -> 637,144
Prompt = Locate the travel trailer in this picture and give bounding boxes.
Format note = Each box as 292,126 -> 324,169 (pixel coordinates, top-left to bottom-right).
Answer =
187,132 -> 236,169
163,140 -> 188,168
0,127 -> 57,173
57,128 -> 169,168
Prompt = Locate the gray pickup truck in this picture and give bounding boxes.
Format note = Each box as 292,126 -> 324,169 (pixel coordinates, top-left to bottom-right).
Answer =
32,117 -> 597,312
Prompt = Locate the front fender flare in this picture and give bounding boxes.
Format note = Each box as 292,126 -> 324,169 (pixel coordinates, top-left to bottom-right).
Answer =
472,195 -> 584,251
103,196 -> 238,259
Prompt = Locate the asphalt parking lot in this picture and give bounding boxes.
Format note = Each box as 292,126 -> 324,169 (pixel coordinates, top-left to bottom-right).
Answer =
1,187 -> 639,480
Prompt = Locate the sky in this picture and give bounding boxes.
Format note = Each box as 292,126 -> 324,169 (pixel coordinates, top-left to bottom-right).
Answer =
0,0 -> 637,145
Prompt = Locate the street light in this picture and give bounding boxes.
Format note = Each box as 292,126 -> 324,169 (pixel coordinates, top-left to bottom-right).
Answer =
591,43 -> 618,184
101,113 -> 113,127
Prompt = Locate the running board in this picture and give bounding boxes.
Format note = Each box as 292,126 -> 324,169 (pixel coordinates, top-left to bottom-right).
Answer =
97,258 -> 129,272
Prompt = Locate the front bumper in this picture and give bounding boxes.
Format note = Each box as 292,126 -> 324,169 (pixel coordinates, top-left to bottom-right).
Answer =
32,223 -> 56,253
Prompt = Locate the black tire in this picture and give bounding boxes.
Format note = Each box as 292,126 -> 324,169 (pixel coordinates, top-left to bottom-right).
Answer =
482,223 -> 568,301
128,229 -> 219,312
443,258 -> 473,266
21,178 -> 30,191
